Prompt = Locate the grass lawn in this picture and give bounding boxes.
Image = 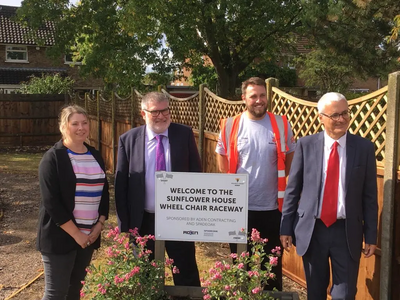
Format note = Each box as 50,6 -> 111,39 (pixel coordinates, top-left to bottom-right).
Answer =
0,152 -> 43,174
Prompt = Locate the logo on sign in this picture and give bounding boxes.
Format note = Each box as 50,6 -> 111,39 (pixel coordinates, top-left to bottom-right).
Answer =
183,230 -> 198,235
156,172 -> 174,182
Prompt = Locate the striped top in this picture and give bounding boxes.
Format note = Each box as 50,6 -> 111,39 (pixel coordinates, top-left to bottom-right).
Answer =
68,149 -> 105,235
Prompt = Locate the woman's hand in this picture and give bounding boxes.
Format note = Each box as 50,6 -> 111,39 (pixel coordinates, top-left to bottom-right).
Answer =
74,231 -> 91,249
60,220 -> 91,248
88,222 -> 103,244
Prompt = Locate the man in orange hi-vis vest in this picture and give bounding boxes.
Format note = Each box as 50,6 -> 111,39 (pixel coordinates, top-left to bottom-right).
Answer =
215,77 -> 296,291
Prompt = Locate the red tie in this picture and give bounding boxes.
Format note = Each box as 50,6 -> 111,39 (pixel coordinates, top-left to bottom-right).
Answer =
320,141 -> 339,227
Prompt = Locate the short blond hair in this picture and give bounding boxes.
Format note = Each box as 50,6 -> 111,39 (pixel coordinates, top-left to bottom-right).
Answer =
59,105 -> 88,139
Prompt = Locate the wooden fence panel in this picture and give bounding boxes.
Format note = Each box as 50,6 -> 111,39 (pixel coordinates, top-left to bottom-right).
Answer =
114,120 -> 132,169
100,119 -> 113,172
0,94 -> 66,146
203,132 -> 220,174
88,117 -> 99,148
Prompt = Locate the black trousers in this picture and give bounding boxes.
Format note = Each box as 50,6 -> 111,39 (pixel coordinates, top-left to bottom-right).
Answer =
230,209 -> 283,291
41,247 -> 94,300
138,211 -> 200,287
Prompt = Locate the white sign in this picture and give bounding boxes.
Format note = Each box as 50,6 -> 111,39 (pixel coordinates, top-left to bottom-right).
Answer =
155,172 -> 248,244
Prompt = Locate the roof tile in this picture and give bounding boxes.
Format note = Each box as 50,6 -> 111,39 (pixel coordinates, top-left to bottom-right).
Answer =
0,5 -> 55,46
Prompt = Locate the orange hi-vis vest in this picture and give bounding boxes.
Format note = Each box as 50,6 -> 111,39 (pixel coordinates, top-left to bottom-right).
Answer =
220,112 -> 289,211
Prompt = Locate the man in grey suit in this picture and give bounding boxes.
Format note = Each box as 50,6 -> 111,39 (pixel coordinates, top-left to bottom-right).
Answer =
115,92 -> 201,286
280,92 -> 378,300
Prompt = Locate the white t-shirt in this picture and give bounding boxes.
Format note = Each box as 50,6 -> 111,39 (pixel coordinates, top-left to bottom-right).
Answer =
216,113 -> 296,211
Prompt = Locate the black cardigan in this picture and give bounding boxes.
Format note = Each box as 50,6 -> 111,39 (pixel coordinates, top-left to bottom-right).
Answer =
36,140 -> 109,254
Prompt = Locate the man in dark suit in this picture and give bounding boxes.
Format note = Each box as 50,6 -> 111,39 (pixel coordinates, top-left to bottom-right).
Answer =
280,92 -> 378,300
115,92 -> 201,286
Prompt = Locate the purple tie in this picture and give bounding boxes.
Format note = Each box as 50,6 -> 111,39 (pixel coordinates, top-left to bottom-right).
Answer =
155,135 -> 166,171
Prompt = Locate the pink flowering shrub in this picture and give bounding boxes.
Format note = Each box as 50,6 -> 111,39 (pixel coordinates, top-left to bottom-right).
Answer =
81,227 -> 174,300
201,228 -> 281,300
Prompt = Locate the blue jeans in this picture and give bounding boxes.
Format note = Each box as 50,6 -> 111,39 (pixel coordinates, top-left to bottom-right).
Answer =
41,247 -> 94,300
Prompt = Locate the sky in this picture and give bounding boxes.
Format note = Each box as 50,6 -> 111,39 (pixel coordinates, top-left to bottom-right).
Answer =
0,0 -> 78,6
0,0 -> 23,6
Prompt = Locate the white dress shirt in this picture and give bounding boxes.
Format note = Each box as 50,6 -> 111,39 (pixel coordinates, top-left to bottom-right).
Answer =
144,127 -> 171,213
318,132 -> 347,219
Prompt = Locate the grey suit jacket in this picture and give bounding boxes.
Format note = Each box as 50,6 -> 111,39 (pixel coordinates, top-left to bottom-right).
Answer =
280,131 -> 378,260
115,123 -> 202,232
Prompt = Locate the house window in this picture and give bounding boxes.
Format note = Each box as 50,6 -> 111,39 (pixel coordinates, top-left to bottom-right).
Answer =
64,54 -> 82,65
6,46 -> 28,62
286,55 -> 296,70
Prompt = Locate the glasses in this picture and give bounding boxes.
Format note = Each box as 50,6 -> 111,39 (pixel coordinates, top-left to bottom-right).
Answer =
320,110 -> 350,121
143,107 -> 170,117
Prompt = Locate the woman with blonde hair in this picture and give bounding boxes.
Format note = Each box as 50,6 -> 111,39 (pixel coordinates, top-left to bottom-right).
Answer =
37,105 -> 109,300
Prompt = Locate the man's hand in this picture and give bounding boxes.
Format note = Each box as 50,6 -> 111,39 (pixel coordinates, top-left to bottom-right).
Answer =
280,235 -> 293,251
364,244 -> 376,258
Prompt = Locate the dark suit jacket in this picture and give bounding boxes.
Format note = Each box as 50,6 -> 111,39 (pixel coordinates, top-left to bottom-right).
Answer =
115,123 -> 202,232
280,131 -> 377,260
37,140 -> 109,254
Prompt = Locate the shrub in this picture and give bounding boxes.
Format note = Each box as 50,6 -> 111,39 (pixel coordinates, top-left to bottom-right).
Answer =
201,228 -> 281,300
81,227 -> 176,300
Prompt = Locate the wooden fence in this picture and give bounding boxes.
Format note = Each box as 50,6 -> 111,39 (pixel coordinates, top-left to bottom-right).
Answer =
0,94 -> 67,146
52,71 -> 400,299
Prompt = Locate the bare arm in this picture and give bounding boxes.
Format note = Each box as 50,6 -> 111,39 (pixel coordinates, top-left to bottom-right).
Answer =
88,215 -> 107,244
285,151 -> 294,177
217,153 -> 229,173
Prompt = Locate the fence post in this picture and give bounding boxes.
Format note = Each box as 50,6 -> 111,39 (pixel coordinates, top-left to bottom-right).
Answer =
131,87 -> 135,128
111,92 -> 116,174
198,84 -> 206,166
265,78 -> 279,112
155,240 -> 166,290
381,71 -> 400,300
97,91 -> 101,152
84,92 -> 88,111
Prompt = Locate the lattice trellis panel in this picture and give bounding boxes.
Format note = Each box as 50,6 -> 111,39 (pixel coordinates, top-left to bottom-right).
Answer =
71,92 -> 85,109
86,94 -> 97,116
204,88 -> 246,133
72,91 -> 143,121
162,90 -> 200,130
271,88 -> 321,139
99,94 -> 112,119
114,94 -> 132,120
70,85 -> 388,164
271,86 -> 388,164
347,89 -> 388,162
134,90 -> 143,121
